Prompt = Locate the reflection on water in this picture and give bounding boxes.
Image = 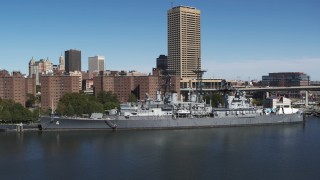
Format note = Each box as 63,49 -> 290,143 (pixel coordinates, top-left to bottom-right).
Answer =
1,117 -> 320,180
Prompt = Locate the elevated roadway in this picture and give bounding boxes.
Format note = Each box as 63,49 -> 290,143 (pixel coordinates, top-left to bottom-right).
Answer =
237,86 -> 320,92
180,86 -> 320,107
181,86 -> 320,92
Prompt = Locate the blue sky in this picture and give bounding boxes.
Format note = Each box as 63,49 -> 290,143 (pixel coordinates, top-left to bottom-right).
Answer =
1,0 -> 319,80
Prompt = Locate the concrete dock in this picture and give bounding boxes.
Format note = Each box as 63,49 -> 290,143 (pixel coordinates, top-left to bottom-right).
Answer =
0,123 -> 40,132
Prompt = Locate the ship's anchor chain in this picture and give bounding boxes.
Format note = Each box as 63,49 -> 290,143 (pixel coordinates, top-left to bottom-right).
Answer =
104,120 -> 117,130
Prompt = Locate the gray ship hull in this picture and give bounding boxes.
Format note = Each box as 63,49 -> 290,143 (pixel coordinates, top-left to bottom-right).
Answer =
39,113 -> 304,130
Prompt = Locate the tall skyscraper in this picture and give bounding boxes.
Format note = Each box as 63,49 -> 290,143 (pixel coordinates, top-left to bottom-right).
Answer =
168,6 -> 201,78
88,56 -> 105,73
65,49 -> 81,73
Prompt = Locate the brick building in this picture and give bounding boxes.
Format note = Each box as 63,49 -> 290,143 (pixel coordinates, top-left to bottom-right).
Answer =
0,70 -> 36,107
25,74 -> 37,96
40,74 -> 80,111
93,70 -> 180,103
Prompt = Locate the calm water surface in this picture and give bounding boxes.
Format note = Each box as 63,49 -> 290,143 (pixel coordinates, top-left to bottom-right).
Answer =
1,117 -> 320,180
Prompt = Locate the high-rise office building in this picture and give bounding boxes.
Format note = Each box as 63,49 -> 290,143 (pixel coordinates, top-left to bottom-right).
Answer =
168,6 -> 201,78
88,56 -> 105,73
65,49 -> 81,73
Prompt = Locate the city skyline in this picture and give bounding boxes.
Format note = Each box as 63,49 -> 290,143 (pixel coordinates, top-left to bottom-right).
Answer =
0,0 -> 319,80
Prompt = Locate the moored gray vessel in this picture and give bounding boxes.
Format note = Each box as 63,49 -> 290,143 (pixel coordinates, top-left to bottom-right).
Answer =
39,90 -> 304,130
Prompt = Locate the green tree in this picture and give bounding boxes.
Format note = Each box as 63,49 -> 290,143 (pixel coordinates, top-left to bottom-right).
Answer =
32,108 -> 41,121
56,93 -> 104,116
205,93 -> 224,107
252,99 -> 263,106
10,103 -> 28,122
65,103 -> 75,116
85,101 -> 104,114
128,94 -> 137,103
97,91 -> 120,110
1,110 -> 12,122
26,93 -> 36,108
0,99 -> 33,123
251,92 -> 264,106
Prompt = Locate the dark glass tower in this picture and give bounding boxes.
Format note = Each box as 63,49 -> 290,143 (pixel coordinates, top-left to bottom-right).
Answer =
156,55 -> 168,70
65,49 -> 81,73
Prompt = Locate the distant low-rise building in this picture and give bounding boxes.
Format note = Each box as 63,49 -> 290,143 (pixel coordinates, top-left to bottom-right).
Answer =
311,81 -> 320,86
82,79 -> 94,91
262,72 -> 310,87
180,78 -> 236,90
263,96 -> 291,109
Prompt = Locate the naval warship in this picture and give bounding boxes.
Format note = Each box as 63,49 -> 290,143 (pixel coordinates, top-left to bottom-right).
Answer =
39,88 -> 304,130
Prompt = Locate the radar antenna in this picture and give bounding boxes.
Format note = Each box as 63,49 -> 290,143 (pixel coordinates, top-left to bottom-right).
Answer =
193,69 -> 207,95
160,69 -> 175,96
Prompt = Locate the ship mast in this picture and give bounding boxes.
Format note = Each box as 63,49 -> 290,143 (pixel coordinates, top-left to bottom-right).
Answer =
160,69 -> 175,99
193,69 -> 206,94
193,69 -> 206,102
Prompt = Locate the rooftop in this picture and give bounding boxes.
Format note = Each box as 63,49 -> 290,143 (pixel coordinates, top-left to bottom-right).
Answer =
171,5 -> 197,10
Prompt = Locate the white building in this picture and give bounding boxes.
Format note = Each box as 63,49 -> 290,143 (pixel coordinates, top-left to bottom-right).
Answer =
88,56 -> 105,73
28,57 -> 53,85
69,71 -> 83,91
263,96 -> 299,114
263,96 -> 292,109
59,55 -> 65,71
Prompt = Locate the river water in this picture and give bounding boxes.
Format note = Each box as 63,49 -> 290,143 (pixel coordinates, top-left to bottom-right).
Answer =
1,117 -> 320,180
